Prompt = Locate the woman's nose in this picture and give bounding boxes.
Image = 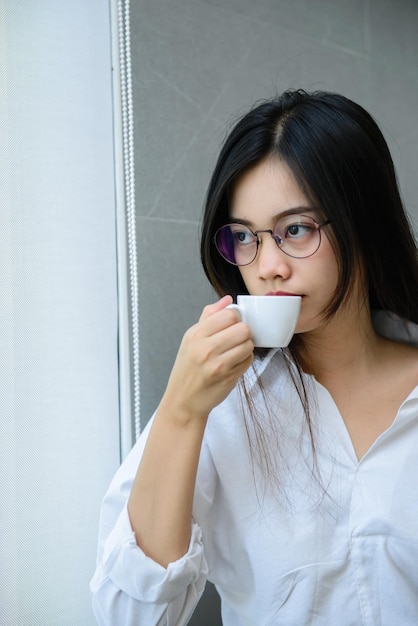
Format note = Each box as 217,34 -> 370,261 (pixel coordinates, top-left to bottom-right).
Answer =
256,234 -> 292,279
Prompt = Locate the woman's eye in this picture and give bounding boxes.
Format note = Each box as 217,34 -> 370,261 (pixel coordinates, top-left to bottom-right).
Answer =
286,223 -> 312,238
233,230 -> 253,245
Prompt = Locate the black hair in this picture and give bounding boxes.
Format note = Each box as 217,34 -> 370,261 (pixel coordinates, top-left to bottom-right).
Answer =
201,89 -> 418,323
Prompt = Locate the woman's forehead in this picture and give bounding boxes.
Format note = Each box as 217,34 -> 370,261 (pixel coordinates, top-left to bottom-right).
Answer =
229,157 -> 311,222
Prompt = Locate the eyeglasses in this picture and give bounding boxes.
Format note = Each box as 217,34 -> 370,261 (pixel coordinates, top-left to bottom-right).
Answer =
214,213 -> 330,266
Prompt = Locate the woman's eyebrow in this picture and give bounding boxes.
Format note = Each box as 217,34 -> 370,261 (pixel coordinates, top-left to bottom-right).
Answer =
230,206 -> 316,224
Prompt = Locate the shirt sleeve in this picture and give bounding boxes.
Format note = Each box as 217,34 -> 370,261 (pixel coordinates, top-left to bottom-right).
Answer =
90,418 -> 209,625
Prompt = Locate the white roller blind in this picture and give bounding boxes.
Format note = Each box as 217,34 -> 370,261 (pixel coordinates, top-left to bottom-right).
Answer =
0,1 -> 123,622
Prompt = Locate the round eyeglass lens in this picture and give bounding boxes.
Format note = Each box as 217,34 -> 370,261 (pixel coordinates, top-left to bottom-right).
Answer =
215,224 -> 257,266
276,214 -> 321,258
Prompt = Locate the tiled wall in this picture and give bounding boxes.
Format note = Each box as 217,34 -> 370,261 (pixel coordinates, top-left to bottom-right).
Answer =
130,0 -> 418,621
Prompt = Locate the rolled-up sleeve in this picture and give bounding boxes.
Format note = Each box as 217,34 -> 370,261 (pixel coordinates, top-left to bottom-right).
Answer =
91,506 -> 208,624
90,419 -> 210,625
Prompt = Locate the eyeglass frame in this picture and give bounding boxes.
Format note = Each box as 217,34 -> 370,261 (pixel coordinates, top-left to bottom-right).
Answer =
214,214 -> 331,266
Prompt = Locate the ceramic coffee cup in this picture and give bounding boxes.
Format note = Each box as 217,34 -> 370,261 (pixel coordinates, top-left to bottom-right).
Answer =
227,295 -> 301,348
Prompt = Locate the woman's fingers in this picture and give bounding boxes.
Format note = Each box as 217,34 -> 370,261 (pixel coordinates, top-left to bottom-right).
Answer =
198,297 -> 247,342
163,297 -> 254,419
185,304 -> 252,365
199,295 -> 233,322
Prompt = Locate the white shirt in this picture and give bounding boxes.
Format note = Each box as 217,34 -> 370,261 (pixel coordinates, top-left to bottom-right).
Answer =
91,313 -> 418,625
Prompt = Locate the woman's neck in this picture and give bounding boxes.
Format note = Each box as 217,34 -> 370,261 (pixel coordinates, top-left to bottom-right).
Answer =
296,304 -> 384,385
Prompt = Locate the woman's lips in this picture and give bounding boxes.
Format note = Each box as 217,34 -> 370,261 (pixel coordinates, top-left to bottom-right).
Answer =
266,291 -> 300,296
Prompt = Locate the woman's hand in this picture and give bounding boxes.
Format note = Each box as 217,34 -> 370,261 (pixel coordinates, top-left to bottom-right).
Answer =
161,295 -> 254,423
127,296 -> 253,565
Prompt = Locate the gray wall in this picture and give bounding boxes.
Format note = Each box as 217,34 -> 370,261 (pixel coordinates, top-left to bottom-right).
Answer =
132,0 -> 418,425
130,0 -> 418,622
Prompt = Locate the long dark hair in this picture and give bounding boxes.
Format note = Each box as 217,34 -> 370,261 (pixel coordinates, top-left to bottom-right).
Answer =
201,89 -> 418,323
199,89 -> 418,492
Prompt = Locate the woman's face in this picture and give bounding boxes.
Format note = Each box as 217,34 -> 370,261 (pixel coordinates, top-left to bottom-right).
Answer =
229,157 -> 340,336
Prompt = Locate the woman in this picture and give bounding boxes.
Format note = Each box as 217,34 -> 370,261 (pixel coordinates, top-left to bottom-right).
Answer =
91,89 -> 418,625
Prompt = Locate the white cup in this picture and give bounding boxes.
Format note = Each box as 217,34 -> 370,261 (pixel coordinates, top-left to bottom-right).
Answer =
227,295 -> 301,348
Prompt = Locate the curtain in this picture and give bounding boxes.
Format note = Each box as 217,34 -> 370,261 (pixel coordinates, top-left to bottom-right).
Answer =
0,1 -> 131,622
